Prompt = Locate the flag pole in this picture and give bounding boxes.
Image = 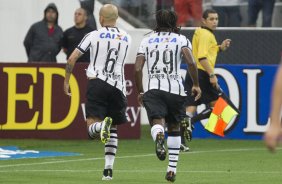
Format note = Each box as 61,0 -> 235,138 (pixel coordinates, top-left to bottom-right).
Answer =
217,88 -> 240,114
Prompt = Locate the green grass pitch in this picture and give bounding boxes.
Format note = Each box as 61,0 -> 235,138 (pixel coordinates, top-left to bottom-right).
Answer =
0,125 -> 282,184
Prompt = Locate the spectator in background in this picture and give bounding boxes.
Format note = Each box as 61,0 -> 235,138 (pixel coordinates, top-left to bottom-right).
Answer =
62,8 -> 94,63
79,0 -> 97,30
248,0 -> 275,27
264,55 -> 282,152
23,3 -> 63,62
211,0 -> 242,27
174,0 -> 203,27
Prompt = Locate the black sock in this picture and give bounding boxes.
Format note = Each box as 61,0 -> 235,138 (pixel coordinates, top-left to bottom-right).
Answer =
180,126 -> 185,144
192,107 -> 213,123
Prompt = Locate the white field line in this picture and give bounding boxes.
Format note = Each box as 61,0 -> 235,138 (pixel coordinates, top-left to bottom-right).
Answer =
0,153 -> 155,168
0,147 -> 281,169
0,169 -> 281,175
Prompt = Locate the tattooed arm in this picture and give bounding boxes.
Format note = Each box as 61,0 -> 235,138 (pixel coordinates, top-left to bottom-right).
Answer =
64,49 -> 82,96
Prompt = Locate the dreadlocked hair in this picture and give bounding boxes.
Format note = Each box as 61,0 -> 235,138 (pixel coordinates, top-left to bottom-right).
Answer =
154,10 -> 180,34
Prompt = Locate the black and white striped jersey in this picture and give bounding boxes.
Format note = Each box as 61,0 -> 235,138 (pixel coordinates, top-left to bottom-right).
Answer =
77,27 -> 131,96
137,32 -> 192,96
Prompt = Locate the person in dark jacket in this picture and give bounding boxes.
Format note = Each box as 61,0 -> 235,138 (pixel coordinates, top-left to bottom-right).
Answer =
23,3 -> 63,62
62,8 -> 94,63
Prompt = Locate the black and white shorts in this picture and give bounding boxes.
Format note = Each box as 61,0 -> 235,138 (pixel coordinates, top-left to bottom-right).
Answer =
86,78 -> 127,125
184,69 -> 219,106
142,89 -> 186,125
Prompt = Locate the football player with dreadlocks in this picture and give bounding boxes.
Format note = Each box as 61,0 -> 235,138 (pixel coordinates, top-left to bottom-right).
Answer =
135,9 -> 201,182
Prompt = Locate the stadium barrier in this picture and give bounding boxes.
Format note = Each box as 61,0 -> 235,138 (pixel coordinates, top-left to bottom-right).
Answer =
0,63 -> 140,139
180,64 -> 277,140
180,28 -> 282,65
0,62 -> 278,140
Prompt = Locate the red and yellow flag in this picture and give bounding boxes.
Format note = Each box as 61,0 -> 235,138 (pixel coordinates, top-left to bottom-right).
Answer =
205,97 -> 238,137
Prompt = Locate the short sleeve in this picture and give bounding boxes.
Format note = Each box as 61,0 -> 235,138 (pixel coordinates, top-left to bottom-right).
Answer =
77,32 -> 92,54
197,32 -> 209,59
180,35 -> 192,50
136,38 -> 146,56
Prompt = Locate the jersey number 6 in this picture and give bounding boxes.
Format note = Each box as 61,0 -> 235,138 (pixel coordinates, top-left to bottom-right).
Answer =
104,48 -> 118,73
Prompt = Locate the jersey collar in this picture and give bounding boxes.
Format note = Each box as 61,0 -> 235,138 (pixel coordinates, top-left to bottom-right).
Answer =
201,26 -> 214,33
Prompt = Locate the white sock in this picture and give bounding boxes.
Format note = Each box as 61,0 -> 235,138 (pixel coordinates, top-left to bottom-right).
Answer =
88,122 -> 102,138
167,133 -> 181,173
105,128 -> 118,169
151,124 -> 164,142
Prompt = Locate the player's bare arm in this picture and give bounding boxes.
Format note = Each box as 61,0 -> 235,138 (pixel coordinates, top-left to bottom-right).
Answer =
264,62 -> 282,152
134,55 -> 145,106
182,47 -> 201,101
64,48 -> 82,96
199,58 -> 219,89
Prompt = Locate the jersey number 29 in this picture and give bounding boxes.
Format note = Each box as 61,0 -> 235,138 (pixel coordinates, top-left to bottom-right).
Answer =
150,49 -> 174,74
